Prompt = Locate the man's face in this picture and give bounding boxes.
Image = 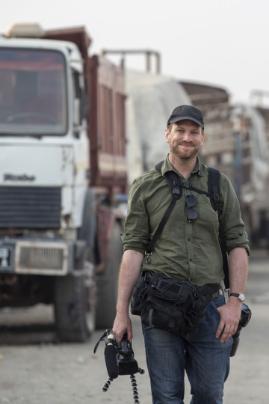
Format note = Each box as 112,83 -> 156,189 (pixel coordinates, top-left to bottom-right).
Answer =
165,120 -> 205,160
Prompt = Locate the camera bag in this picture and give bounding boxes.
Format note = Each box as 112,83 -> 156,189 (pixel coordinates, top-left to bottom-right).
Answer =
140,271 -> 219,336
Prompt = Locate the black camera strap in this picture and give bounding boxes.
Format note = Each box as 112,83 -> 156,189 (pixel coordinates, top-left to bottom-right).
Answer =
93,329 -> 108,354
149,161 -> 229,288
145,168 -> 182,262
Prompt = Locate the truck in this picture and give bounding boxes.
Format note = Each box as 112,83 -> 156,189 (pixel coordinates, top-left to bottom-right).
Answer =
0,23 -> 127,341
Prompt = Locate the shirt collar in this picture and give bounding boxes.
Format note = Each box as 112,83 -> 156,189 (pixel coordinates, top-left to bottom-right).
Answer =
161,155 -> 206,177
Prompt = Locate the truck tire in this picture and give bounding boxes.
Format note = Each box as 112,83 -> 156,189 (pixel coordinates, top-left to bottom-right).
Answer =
95,223 -> 122,329
54,262 -> 96,342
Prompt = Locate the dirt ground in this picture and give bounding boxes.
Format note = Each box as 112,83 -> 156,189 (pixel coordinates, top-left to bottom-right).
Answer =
0,256 -> 268,404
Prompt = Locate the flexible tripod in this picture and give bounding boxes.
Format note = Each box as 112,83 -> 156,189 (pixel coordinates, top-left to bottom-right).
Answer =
102,368 -> 144,404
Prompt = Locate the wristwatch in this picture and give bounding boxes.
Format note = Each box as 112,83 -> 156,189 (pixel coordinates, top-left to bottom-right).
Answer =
229,292 -> 246,302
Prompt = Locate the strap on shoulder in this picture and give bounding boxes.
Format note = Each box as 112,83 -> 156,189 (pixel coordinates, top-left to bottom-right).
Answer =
208,167 -> 229,288
155,160 -> 163,173
147,163 -> 182,256
155,160 -> 182,199
208,167 -> 222,213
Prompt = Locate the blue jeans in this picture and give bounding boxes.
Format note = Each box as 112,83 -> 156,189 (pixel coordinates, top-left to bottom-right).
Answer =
142,295 -> 232,404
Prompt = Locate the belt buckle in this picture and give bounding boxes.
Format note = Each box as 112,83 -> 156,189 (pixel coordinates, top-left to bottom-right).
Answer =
213,288 -> 223,298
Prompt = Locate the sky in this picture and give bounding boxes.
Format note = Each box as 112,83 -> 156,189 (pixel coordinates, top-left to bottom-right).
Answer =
0,0 -> 269,104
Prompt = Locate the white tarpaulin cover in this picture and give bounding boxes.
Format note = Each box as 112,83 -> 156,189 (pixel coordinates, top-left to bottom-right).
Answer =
126,70 -> 190,184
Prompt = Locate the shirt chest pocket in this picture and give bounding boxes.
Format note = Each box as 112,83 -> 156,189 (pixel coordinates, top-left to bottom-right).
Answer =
195,196 -> 220,243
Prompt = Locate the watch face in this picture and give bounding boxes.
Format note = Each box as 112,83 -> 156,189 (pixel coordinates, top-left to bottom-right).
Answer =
238,293 -> 246,302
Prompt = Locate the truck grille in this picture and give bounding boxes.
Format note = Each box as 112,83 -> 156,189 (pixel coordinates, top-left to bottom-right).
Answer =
15,241 -> 68,275
0,186 -> 61,229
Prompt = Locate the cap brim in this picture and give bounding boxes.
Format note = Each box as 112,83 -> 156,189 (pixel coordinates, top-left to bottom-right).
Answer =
168,116 -> 204,128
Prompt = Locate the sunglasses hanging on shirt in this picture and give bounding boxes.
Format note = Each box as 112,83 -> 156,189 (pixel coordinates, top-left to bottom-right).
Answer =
185,194 -> 198,222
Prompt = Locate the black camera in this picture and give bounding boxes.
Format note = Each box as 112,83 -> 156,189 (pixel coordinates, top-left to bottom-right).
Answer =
93,330 -> 144,404
104,332 -> 141,379
230,303 -> 252,357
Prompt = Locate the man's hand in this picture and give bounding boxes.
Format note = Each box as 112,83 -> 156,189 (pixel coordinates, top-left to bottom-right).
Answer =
112,311 -> 133,342
216,247 -> 248,343
216,299 -> 241,343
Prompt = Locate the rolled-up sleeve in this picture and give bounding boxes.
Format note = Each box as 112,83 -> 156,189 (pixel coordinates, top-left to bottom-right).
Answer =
220,174 -> 250,254
122,178 -> 150,253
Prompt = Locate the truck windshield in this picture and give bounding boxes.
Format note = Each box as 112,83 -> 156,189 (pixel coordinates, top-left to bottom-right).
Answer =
0,48 -> 67,136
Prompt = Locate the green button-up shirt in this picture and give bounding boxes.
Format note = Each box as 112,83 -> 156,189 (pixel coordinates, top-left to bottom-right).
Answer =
123,156 -> 249,286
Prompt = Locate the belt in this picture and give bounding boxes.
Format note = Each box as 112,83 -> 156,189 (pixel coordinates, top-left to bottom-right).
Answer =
142,271 -> 221,298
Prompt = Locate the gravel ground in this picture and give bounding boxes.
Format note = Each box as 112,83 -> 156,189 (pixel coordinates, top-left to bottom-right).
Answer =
0,256 -> 268,404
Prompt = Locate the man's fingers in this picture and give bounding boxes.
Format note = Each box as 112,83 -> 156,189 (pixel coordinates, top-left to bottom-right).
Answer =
113,326 -> 127,342
112,316 -> 133,342
113,331 -> 124,342
127,321 -> 133,341
217,320 -> 239,342
219,325 -> 232,342
216,304 -> 241,342
216,319 -> 225,339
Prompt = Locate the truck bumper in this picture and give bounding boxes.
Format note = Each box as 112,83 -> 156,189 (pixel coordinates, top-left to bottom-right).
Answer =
0,238 -> 73,276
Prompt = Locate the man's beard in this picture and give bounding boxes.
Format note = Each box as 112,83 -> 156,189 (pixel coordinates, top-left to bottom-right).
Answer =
171,143 -> 199,160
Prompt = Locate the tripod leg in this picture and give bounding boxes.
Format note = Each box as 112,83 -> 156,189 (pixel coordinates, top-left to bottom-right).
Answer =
130,374 -> 140,404
102,377 -> 113,392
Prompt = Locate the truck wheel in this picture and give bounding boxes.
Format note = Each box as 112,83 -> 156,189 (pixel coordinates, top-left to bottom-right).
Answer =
54,262 -> 96,342
95,223 -> 122,329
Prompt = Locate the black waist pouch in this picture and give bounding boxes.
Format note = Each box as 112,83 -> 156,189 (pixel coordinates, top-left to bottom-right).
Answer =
131,272 -> 149,315
131,272 -> 219,337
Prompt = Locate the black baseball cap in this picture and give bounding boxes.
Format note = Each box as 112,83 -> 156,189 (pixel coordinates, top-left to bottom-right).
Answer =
167,105 -> 204,129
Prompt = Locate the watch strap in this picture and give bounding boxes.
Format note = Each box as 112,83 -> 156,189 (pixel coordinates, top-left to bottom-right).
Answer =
229,293 -> 240,298
229,292 -> 245,302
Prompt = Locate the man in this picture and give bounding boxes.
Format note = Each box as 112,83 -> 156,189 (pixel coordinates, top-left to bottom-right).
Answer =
113,105 -> 249,404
